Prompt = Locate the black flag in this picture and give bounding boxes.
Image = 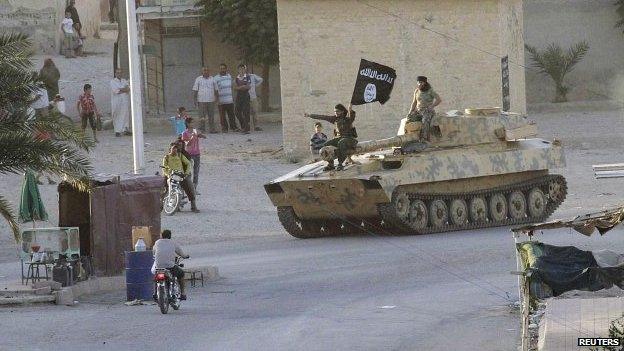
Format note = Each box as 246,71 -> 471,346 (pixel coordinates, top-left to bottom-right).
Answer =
351,59 -> 396,105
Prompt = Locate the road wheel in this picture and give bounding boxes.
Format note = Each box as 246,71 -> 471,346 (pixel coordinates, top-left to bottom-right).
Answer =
508,191 -> 527,219
393,192 -> 411,222
449,199 -> 468,226
489,193 -> 507,222
408,199 -> 428,231
528,188 -> 546,218
469,197 -> 487,223
548,178 -> 566,203
429,199 -> 448,228
157,284 -> 169,314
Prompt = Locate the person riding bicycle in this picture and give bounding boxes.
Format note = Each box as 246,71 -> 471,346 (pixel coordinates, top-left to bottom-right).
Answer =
162,142 -> 199,212
153,229 -> 190,300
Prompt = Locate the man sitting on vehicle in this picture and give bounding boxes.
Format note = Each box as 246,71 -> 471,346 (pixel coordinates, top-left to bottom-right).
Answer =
162,142 -> 199,213
153,229 -> 190,300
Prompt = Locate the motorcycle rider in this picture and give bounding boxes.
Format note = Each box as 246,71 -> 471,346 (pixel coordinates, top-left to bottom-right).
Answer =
153,229 -> 190,300
162,142 -> 199,213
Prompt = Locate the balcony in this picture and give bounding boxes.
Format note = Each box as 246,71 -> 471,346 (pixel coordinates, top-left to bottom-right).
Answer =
137,0 -> 200,19
139,0 -> 197,6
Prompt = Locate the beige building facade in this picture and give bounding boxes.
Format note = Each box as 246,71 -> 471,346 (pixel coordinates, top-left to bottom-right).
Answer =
137,1 -> 281,115
276,0 -> 526,157
0,0 -> 102,54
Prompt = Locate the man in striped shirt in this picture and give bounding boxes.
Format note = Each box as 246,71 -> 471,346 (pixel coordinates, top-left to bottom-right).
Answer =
214,63 -> 239,133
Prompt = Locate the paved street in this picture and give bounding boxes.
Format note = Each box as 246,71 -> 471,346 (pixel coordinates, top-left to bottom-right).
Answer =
1,107 -> 624,350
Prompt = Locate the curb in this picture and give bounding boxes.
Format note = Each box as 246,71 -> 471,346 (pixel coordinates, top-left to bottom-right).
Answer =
0,294 -> 56,305
0,265 -> 220,306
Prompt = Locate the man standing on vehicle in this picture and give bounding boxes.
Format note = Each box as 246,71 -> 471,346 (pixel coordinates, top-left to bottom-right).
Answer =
153,229 -> 190,300
162,143 -> 199,213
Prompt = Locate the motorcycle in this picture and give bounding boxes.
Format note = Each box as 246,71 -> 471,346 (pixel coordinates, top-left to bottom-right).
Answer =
162,169 -> 188,215
154,257 -> 185,314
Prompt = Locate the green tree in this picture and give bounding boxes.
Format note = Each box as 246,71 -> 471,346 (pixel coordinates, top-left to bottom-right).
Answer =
0,33 -> 93,241
525,41 -> 589,103
617,0 -> 624,33
197,0 -> 279,112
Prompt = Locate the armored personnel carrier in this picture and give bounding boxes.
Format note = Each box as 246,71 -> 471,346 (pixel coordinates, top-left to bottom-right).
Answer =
265,108 -> 567,238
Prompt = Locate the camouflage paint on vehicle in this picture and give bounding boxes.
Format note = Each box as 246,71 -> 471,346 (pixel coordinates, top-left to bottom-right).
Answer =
265,109 -> 567,238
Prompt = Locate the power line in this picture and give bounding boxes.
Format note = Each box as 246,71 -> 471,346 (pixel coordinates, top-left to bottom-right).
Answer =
355,0 -> 624,108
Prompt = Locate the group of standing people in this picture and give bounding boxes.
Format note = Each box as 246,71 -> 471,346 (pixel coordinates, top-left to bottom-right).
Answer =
192,64 -> 264,134
306,75 -> 442,171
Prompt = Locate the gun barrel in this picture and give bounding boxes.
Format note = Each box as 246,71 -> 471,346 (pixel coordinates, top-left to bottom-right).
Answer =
354,133 -> 421,154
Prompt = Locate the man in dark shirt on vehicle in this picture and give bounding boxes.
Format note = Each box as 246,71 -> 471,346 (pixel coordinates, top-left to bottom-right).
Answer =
305,103 -> 357,171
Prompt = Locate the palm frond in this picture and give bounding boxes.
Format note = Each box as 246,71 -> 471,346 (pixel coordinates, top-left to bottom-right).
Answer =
0,32 -> 93,241
0,195 -> 19,242
563,41 -> 589,75
616,0 -> 624,31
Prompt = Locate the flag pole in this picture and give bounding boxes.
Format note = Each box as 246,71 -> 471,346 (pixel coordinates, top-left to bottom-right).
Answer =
126,0 -> 145,174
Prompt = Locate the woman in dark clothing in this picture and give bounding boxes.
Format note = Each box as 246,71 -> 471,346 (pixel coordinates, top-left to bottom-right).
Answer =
234,64 -> 251,134
39,58 -> 60,98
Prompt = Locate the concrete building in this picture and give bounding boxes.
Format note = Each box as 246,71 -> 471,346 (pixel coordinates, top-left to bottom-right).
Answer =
523,0 -> 624,104
276,0 -> 526,157
137,0 -> 281,115
0,0 -> 102,54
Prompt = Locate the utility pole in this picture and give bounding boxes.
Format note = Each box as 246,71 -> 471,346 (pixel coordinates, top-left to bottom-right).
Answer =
126,0 -> 144,174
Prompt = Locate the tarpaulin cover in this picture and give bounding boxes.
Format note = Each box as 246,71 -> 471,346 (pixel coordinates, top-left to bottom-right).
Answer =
517,241 -> 624,299
512,206 -> 624,236
59,175 -> 163,276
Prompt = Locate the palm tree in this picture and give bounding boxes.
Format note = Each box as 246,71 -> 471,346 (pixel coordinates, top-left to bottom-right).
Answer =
617,0 -> 624,32
525,41 -> 590,103
0,33 -> 94,241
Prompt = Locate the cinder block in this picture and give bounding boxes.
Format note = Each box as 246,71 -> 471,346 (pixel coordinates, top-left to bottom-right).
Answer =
32,281 -> 62,291
34,286 -> 52,295
55,288 -> 74,306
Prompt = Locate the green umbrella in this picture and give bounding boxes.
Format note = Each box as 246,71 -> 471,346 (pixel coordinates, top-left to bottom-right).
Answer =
19,170 -> 48,224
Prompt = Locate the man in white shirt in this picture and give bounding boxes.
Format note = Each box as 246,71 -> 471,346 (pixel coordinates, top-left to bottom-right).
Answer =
192,67 -> 218,133
153,229 -> 190,300
110,68 -> 131,137
248,71 -> 264,131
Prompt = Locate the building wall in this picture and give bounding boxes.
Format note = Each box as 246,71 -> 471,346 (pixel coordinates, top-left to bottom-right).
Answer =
0,0 -> 101,54
523,0 -> 624,103
201,21 -> 282,110
143,16 -> 283,115
73,0 -> 103,38
276,0 -> 526,156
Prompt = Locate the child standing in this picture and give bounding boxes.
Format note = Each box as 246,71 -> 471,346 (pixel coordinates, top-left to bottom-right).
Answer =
77,84 -> 100,143
170,106 -> 189,136
61,11 -> 76,58
310,122 -> 328,156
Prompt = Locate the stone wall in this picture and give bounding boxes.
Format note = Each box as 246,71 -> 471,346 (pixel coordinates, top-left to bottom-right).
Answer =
523,0 -> 624,103
0,0 -> 101,54
276,0 -> 526,156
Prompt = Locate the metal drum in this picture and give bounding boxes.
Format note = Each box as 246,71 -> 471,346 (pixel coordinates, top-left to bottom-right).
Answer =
125,250 -> 154,301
